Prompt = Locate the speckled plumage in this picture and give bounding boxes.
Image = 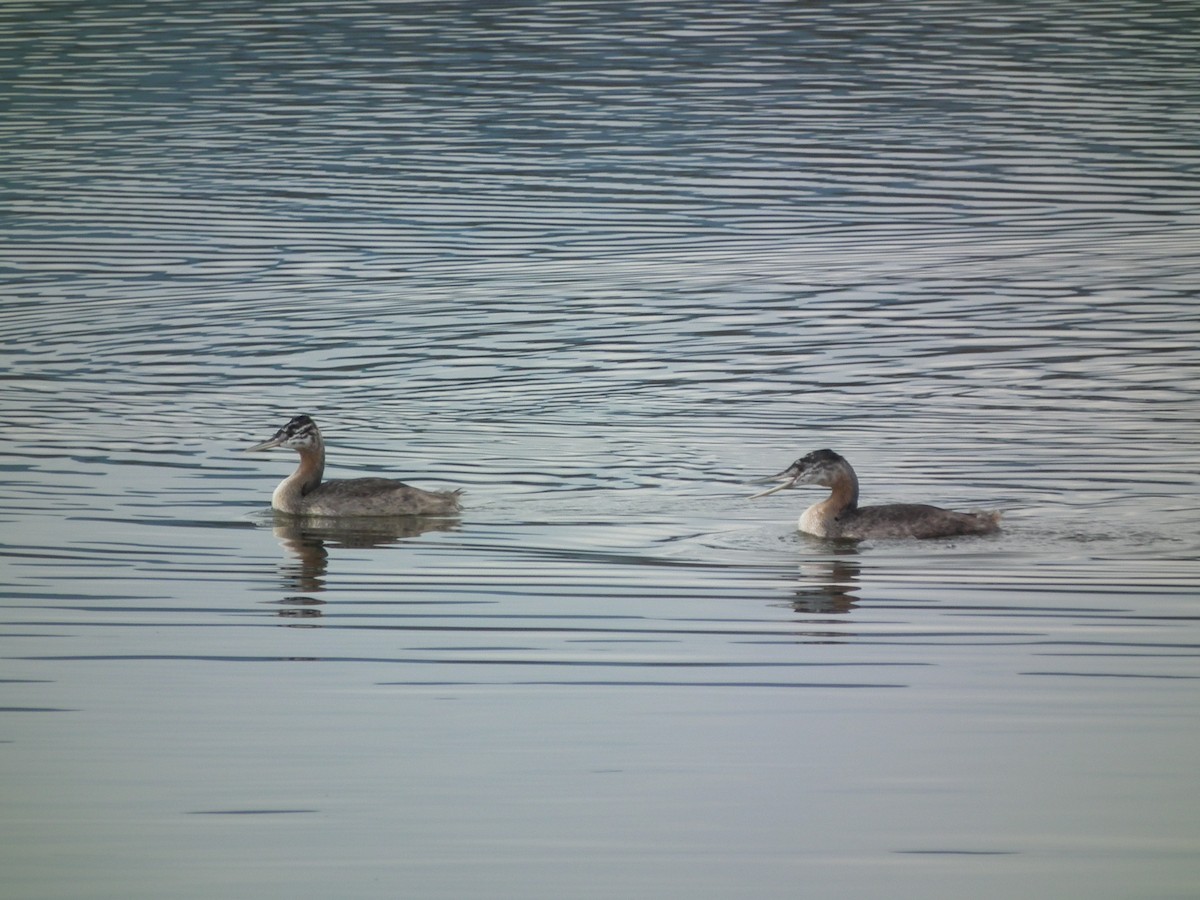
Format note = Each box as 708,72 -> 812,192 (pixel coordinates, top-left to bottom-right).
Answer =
758,449 -> 999,540
277,477 -> 462,517
247,415 -> 462,517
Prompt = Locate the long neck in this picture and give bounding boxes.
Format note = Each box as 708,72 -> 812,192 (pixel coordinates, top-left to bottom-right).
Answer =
272,440 -> 325,513
799,462 -> 859,537
827,462 -> 859,513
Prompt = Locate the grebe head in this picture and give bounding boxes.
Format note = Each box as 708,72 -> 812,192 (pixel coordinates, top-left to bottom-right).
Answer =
750,449 -> 848,498
245,414 -> 322,453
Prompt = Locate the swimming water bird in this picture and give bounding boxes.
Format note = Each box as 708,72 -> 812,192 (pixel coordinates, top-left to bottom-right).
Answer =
751,449 -> 1000,540
245,415 -> 462,516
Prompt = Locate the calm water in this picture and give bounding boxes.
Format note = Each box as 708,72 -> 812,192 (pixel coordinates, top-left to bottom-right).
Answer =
3,1 -> 1199,897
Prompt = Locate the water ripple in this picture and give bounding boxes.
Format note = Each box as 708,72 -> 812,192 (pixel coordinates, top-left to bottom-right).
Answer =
2,3 -> 1199,895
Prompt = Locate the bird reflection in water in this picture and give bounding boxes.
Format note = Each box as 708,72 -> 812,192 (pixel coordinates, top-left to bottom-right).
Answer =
266,513 -> 460,617
267,595 -> 327,625
789,555 -> 861,616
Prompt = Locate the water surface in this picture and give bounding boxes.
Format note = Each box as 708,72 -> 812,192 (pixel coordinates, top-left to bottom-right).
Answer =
2,2 -> 1199,898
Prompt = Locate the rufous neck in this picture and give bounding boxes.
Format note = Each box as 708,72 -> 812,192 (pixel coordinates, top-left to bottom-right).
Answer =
827,465 -> 859,513
294,444 -> 325,495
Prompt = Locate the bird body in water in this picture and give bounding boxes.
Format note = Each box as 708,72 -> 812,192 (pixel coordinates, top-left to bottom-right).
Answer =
752,449 -> 999,540
245,415 -> 462,517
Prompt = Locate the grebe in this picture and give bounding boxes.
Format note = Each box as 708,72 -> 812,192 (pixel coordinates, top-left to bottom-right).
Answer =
751,449 -> 1000,540
245,415 -> 462,517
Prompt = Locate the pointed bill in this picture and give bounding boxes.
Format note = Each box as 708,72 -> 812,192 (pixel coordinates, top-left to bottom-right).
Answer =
245,435 -> 285,452
748,480 -> 794,500
748,464 -> 801,499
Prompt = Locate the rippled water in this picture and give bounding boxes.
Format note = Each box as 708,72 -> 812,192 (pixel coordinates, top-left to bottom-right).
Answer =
3,1 -> 1199,898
